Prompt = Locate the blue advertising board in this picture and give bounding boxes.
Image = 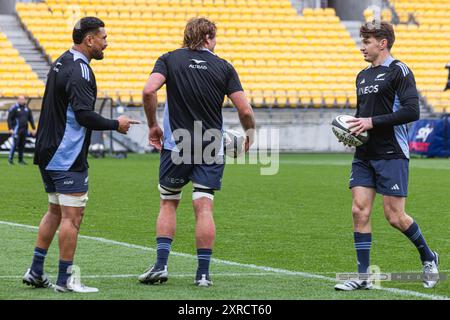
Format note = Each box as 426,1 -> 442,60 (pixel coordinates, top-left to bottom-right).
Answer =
408,116 -> 450,157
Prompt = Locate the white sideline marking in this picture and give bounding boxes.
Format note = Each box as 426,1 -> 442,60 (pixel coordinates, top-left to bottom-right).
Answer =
320,270 -> 450,274
1,220 -> 448,300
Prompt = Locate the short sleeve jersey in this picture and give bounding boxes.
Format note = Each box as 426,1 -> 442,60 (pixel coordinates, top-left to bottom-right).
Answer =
151,48 -> 243,152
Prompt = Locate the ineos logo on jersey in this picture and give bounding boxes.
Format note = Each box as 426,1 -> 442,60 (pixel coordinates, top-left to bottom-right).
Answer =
189,59 -> 208,70
358,85 -> 379,95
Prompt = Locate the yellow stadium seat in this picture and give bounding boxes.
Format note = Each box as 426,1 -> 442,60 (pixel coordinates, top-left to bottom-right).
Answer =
8,0 -> 384,107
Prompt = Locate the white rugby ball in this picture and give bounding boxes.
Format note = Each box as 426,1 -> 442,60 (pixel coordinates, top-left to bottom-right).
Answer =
331,115 -> 369,147
223,129 -> 246,158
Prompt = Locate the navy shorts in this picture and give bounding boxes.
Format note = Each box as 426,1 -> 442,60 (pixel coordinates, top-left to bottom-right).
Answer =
349,158 -> 409,197
159,149 -> 225,190
40,168 -> 89,194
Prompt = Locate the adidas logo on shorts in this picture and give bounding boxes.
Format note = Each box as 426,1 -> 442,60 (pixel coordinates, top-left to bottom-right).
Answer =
391,184 -> 400,190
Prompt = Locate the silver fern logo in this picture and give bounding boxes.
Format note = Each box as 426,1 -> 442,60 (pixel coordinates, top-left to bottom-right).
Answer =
190,59 -> 206,64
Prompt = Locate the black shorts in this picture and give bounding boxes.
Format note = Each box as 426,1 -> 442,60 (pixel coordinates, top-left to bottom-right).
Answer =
349,158 -> 409,197
159,149 -> 225,190
40,168 -> 89,194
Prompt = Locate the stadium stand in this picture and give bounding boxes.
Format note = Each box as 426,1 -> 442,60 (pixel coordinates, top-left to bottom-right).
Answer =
390,0 -> 450,112
14,0 -> 366,108
3,0 -> 448,112
363,7 -> 393,23
365,0 -> 450,113
0,30 -> 45,98
0,122 -> 9,131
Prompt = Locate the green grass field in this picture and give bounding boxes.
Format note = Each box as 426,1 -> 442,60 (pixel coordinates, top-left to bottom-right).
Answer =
0,153 -> 449,300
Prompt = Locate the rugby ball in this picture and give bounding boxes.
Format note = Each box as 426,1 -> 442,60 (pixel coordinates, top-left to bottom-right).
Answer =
331,115 -> 369,147
223,129 -> 246,158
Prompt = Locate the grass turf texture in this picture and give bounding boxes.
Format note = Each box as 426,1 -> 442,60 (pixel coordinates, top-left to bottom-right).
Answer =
0,153 -> 448,300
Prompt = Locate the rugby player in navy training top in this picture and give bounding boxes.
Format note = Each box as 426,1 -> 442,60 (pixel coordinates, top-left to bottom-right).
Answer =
23,17 -> 139,293
335,21 -> 439,291
138,17 -> 255,287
